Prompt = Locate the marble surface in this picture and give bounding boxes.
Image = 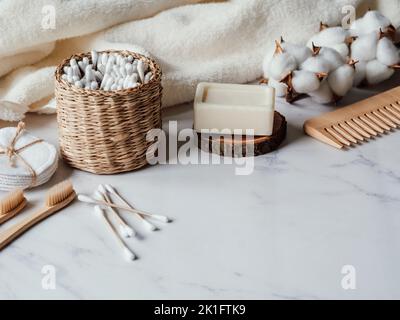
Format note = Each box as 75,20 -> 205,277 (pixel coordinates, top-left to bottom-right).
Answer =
0,74 -> 399,300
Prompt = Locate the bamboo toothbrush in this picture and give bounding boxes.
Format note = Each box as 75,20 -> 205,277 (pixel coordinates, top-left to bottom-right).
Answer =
0,189 -> 27,225
0,180 -> 76,251
78,194 -> 170,223
99,184 -> 158,231
94,190 -> 135,238
94,205 -> 136,261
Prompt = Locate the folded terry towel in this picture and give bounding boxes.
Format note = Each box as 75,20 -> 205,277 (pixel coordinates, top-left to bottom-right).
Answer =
0,0 -> 399,121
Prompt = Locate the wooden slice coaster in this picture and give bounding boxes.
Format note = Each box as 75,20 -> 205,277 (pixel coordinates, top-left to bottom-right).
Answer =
197,111 -> 287,157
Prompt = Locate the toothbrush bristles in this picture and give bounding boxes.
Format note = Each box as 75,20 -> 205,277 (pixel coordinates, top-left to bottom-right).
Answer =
46,180 -> 75,207
0,189 -> 25,215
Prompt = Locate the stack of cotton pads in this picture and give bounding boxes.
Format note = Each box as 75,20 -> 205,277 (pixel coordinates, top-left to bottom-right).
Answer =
0,125 -> 58,191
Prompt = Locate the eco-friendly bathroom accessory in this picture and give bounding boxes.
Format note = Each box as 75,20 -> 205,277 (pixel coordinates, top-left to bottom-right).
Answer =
0,180 -> 76,251
99,185 -> 157,231
61,51 -> 153,91
198,112 -> 287,157
94,205 -> 136,261
194,83 -> 276,136
94,190 -> 135,238
304,86 -> 400,149
0,189 -> 27,225
78,193 -> 170,222
0,122 -> 58,191
55,50 -> 162,174
102,184 -> 169,223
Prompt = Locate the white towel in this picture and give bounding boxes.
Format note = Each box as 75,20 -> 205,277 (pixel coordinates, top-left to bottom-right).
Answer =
0,0 -> 399,121
0,127 -> 58,190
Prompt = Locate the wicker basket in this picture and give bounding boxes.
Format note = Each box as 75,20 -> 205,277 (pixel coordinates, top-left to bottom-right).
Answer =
55,50 -> 162,174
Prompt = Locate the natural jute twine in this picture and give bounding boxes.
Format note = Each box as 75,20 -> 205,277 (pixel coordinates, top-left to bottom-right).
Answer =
0,122 -> 43,187
55,50 -> 163,174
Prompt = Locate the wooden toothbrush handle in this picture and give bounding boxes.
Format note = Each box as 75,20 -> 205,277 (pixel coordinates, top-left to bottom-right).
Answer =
0,206 -> 57,251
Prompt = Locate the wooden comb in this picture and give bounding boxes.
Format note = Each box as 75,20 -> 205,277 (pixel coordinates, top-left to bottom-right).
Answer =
304,86 -> 400,149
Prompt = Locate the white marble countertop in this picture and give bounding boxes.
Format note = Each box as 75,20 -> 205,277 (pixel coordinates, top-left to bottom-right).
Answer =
0,74 -> 399,300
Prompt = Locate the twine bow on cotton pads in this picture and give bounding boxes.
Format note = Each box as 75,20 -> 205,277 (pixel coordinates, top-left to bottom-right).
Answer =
0,122 -> 42,187
0,122 -> 58,191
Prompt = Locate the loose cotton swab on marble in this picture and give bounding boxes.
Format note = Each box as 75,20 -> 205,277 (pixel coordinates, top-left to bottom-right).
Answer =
102,184 -> 170,225
93,205 -> 136,261
99,184 -> 157,231
78,194 -> 166,220
94,190 -> 135,238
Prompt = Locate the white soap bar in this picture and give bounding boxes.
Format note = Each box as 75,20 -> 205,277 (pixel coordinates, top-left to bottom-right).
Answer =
194,83 -> 275,136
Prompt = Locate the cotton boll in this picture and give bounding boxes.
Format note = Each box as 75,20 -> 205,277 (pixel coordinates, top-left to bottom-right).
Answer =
362,10 -> 391,35
301,56 -> 331,73
353,61 -> 367,87
309,80 -> 334,104
291,70 -> 321,94
366,59 -> 395,85
376,37 -> 400,66
328,64 -> 355,97
328,43 -> 349,59
349,18 -> 365,37
281,42 -> 312,65
307,27 -> 348,48
319,47 -> 345,71
267,53 -> 297,80
351,33 -> 378,61
268,78 -> 288,97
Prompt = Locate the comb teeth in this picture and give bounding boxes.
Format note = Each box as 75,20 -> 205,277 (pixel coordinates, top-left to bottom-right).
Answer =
46,180 -> 75,207
304,87 -> 400,149
0,189 -> 25,216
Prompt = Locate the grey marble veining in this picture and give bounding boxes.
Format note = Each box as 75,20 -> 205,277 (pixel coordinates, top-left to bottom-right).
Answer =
0,75 -> 399,300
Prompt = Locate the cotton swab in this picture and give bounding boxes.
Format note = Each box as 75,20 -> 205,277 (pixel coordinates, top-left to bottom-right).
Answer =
78,194 -> 170,222
103,184 -> 171,223
94,190 -> 135,238
94,206 -> 136,261
98,185 -> 157,231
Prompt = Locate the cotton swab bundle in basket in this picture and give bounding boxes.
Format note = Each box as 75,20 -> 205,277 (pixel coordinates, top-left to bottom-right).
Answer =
55,50 -> 163,175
